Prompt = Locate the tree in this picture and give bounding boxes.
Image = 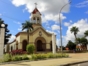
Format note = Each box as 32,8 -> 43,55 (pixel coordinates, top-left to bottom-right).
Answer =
0,18 -> 11,44
80,37 -> 87,47
77,37 -> 88,50
66,40 -> 76,50
22,21 -> 33,44
70,26 -> 79,43
84,30 -> 88,37
76,38 -> 81,44
59,46 -> 66,50
26,44 -> 35,54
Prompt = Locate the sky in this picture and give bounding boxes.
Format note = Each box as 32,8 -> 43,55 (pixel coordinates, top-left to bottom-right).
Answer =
0,0 -> 88,47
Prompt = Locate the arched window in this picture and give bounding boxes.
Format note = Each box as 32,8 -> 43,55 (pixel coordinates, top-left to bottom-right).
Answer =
22,40 -> 28,51
33,17 -> 35,20
16,41 -> 18,50
11,46 -> 13,51
37,17 -> 39,20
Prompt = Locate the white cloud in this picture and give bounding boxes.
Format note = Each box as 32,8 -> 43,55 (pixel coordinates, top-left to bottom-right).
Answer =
51,24 -> 60,30
18,25 -> 22,31
8,35 -> 16,43
43,13 -> 66,23
18,28 -> 22,31
56,39 -> 60,47
11,0 -> 70,14
76,0 -> 88,8
85,11 -> 88,14
46,30 -> 57,35
11,0 -> 70,23
64,22 -> 71,27
70,20 -> 72,23
14,21 -> 21,25
13,21 -> 22,31
0,14 -> 2,16
63,19 -> 88,46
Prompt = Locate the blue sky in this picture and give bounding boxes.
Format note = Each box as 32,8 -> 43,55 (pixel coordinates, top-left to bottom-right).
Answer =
0,0 -> 88,47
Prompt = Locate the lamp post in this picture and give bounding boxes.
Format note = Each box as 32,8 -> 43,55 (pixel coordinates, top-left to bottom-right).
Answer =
59,0 -> 71,52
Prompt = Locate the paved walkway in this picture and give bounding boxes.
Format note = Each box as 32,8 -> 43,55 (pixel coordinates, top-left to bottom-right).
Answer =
1,53 -> 88,66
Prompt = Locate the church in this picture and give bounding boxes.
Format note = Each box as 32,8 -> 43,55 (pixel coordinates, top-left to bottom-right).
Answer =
5,6 -> 56,53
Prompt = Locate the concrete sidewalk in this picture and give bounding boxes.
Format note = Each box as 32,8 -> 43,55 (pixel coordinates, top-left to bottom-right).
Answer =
0,53 -> 88,66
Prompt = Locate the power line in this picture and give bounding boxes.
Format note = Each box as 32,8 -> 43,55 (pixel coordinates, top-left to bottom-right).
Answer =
0,0 -> 28,22
0,0 -> 25,22
0,0 -> 11,6
1,14 -> 24,22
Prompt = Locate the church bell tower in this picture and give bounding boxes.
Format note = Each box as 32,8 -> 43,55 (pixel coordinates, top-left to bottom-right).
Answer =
30,3 -> 42,25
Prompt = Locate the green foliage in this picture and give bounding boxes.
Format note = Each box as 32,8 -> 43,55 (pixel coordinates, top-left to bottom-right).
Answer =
0,18 -> 11,44
12,55 -> 22,61
22,21 -> 33,31
59,46 -> 66,50
70,26 -> 79,43
47,53 -> 55,58
22,21 -> 33,43
77,37 -> 88,45
31,54 -> 47,60
70,26 -> 79,36
84,30 -> 88,37
31,54 -> 37,60
26,44 -> 35,54
1,53 -> 69,63
22,55 -> 29,60
4,53 -> 12,62
80,37 -> 87,44
31,53 -> 69,60
66,40 -> 76,50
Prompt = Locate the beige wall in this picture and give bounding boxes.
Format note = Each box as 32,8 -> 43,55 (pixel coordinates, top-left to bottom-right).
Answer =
16,35 -> 21,49
9,27 -> 52,51
9,41 -> 16,52
31,28 -> 52,49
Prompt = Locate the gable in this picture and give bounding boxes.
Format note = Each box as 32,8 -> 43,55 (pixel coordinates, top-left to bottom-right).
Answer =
30,27 -> 52,36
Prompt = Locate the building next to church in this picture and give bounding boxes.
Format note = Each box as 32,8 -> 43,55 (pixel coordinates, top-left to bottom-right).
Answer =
4,7 -> 56,53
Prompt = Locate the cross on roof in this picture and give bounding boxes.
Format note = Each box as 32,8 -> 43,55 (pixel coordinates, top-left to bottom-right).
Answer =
35,3 -> 37,8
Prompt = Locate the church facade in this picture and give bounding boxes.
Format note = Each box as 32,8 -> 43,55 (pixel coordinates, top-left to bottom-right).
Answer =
5,7 -> 56,53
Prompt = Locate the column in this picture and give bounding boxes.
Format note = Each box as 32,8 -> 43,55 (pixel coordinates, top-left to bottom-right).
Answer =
0,28 -> 5,59
87,44 -> 88,50
52,33 -> 56,54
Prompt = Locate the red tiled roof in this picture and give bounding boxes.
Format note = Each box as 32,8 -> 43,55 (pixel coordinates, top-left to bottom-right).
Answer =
32,8 -> 41,15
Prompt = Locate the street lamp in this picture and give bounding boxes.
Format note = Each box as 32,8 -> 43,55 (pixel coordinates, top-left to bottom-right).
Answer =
59,0 -> 71,52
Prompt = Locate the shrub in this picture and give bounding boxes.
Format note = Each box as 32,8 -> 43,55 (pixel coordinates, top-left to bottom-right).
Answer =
22,55 -> 29,60
35,54 -> 47,60
31,54 -> 37,60
11,49 -> 23,55
47,53 -> 56,58
31,54 -> 46,60
46,53 -> 69,58
26,44 -> 35,54
12,55 -> 22,61
4,53 -> 12,62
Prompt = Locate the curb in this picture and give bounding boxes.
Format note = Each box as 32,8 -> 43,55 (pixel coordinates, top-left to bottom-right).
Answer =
0,60 -> 30,65
59,60 -> 88,66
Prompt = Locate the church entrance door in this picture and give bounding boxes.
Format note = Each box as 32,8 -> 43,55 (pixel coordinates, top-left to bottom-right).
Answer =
22,40 -> 28,51
37,40 -> 42,51
35,37 -> 46,52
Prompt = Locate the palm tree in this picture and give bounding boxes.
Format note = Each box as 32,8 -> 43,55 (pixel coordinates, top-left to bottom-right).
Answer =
70,26 -> 79,43
84,30 -> 88,37
22,21 -> 33,44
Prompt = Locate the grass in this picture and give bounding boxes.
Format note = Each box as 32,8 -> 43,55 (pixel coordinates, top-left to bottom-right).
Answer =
0,53 -> 69,63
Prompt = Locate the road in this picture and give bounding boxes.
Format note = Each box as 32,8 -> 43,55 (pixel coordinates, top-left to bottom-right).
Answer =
71,62 -> 88,66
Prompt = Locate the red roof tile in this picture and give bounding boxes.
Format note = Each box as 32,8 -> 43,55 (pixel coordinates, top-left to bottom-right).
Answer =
32,8 -> 41,15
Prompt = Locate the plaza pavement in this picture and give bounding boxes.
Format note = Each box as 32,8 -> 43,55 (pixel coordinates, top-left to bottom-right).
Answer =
0,53 -> 88,66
